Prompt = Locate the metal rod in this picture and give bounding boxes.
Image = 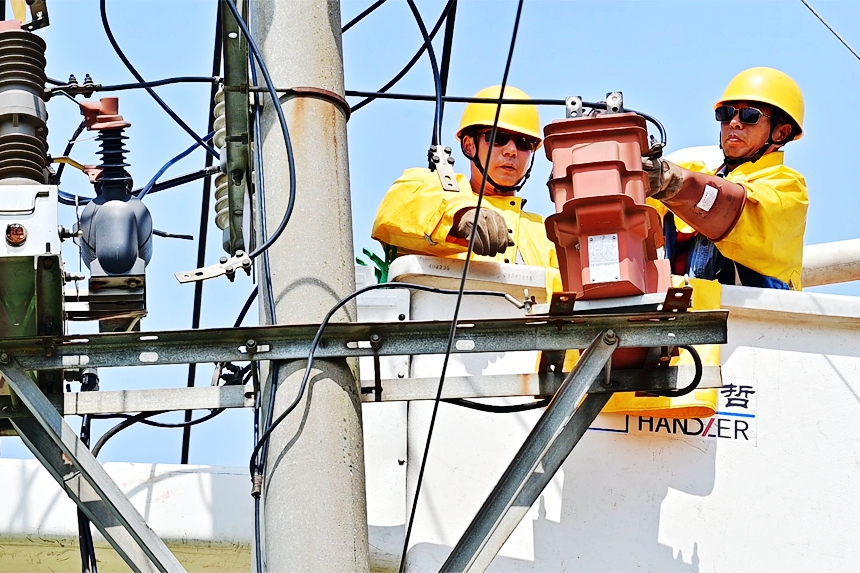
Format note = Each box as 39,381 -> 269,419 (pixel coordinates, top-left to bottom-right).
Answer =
1,362 -> 185,573
441,330 -> 618,572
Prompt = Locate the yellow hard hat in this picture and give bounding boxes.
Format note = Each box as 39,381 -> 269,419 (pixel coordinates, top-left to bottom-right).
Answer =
456,85 -> 542,146
715,67 -> 804,140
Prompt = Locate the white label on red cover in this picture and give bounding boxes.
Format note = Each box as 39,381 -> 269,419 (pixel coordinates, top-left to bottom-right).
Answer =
587,234 -> 620,283
696,184 -> 719,212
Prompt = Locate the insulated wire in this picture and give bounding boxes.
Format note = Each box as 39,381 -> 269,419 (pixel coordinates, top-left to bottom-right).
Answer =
247,282 -> 524,479
138,132 -> 216,199
55,121 -> 85,187
181,4 -> 223,465
223,0 -> 298,262
800,0 -> 860,62
350,1 -> 454,114
399,2 -> 525,570
406,0 -> 442,146
99,0 -> 220,159
99,77 -> 220,91
341,0 -> 388,34
435,0 -> 457,135
77,415 -> 98,573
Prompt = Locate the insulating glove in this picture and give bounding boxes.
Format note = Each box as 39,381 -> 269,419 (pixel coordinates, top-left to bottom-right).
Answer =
452,207 -> 512,256
642,157 -> 685,200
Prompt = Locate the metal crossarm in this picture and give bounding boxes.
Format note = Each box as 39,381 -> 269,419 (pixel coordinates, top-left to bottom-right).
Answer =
442,329 -> 620,572
0,360 -> 186,573
0,310 -> 727,371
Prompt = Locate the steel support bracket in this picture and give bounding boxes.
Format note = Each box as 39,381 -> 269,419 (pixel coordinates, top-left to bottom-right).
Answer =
0,360 -> 186,573
219,0 -> 251,254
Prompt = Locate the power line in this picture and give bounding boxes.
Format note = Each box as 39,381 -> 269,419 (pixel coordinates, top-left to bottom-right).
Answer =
341,0 -> 388,34
800,0 -> 860,63
399,1 -> 526,570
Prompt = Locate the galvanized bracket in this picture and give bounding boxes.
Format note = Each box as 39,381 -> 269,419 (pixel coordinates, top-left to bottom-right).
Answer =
442,329 -> 619,571
0,359 -> 186,573
565,96 -> 583,118
428,145 -> 460,191
174,250 -> 252,284
220,0 -> 251,254
605,91 -> 624,113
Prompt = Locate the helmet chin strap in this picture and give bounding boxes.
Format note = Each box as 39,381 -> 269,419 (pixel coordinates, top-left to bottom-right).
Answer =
461,136 -> 535,194
720,117 -> 791,171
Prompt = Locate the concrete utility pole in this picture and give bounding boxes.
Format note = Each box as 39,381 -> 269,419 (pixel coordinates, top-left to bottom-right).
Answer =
251,0 -> 369,571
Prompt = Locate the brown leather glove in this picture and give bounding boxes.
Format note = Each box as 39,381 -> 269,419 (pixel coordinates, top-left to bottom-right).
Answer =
641,157 -> 685,200
452,207 -> 512,256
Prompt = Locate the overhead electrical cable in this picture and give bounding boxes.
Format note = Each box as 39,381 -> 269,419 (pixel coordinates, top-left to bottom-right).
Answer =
246,282 -> 525,480
99,76 -> 220,91
181,4 -> 223,465
434,0 -> 457,139
138,132 -> 215,199
398,2 -> 526,570
800,0 -> 860,62
406,0 -> 443,146
341,0 -> 388,33
349,0 -> 454,114
99,0 -> 220,159
54,120 -> 85,187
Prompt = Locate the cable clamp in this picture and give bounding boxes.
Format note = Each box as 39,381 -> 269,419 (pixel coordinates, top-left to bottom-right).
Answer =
175,250 -> 252,284
275,86 -> 351,120
428,145 -> 459,192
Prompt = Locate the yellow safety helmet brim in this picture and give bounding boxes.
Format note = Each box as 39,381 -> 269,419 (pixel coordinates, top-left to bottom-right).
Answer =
456,85 -> 542,148
715,67 -> 804,140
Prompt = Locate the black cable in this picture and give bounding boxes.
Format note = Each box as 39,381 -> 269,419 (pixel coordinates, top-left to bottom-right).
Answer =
435,0 -> 457,138
236,287 -> 259,329
399,3 -> 524,570
181,3 -> 223,464
99,0 -> 220,159
152,229 -> 193,240
651,345 -> 703,398
444,397 -> 550,413
341,0 -> 388,33
800,0 -> 860,62
350,1 -> 454,114
223,0 -> 297,262
406,0 -> 442,147
249,33 -> 279,572
47,76 -> 64,86
134,166 -> 221,196
348,90 -> 669,150
99,76 -> 220,91
90,409 -> 226,457
77,415 -> 98,573
247,282 -> 523,479
55,121 -> 86,187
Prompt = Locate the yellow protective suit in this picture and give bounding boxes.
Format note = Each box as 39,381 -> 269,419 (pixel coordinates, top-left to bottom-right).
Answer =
648,151 -> 808,289
372,167 -> 558,269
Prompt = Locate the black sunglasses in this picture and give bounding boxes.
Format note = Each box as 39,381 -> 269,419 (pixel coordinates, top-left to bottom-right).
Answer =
479,130 -> 537,152
715,105 -> 771,125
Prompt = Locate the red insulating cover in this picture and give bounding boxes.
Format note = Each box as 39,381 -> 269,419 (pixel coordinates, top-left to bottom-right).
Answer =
543,113 -> 671,300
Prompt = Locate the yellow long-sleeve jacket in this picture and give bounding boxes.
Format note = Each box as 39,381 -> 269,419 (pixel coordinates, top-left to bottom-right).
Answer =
372,168 -> 558,268
648,151 -> 808,289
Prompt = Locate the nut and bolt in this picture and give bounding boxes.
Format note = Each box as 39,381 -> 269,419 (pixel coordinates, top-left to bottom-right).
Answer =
602,330 -> 617,345
0,353 -> 10,365
369,333 -> 382,349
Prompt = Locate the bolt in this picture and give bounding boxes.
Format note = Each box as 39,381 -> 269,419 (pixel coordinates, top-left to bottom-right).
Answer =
369,333 -> 382,349
0,353 -> 9,365
246,339 -> 257,352
602,330 -> 617,345
219,256 -> 229,265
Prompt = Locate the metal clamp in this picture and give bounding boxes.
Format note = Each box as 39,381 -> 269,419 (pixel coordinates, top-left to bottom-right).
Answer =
175,250 -> 252,284
565,96 -> 583,118
605,91 -> 624,113
428,145 -> 460,192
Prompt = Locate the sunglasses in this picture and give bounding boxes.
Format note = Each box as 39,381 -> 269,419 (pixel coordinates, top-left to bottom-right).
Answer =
715,105 -> 771,125
479,130 -> 538,152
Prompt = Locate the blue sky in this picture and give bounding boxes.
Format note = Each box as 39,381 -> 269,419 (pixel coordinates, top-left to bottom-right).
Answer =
2,0 -> 859,466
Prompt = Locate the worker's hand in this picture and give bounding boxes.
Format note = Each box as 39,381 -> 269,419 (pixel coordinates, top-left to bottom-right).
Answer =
452,208 -> 512,256
642,157 -> 685,200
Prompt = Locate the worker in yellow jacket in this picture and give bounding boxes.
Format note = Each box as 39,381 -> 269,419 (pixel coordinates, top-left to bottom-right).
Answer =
643,67 -> 808,290
372,85 -> 557,269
